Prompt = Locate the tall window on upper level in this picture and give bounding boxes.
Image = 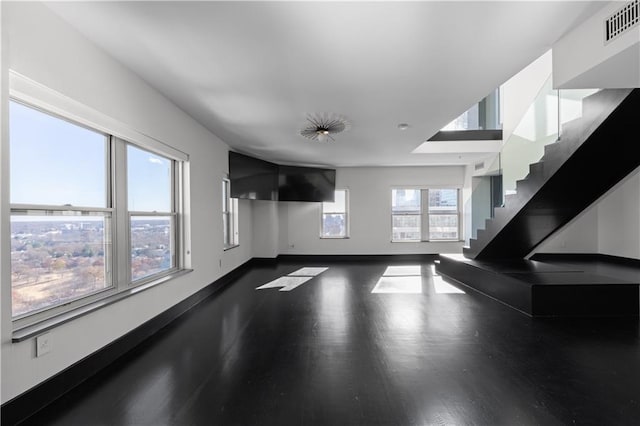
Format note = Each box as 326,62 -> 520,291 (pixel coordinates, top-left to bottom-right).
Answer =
222,177 -> 239,249
321,189 -> 349,238
391,188 -> 460,242
9,99 -> 186,321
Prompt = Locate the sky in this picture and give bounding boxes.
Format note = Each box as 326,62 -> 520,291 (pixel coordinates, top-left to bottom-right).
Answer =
10,100 -> 172,214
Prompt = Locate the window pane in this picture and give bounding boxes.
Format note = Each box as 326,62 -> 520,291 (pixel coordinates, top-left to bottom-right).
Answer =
11,214 -> 110,317
222,180 -> 229,212
128,145 -> 172,212
322,213 -> 346,237
392,214 -> 420,241
429,189 -> 458,212
131,216 -> 173,281
223,213 -> 230,246
10,101 -> 107,207
322,190 -> 346,213
429,214 -> 459,240
392,189 -> 420,213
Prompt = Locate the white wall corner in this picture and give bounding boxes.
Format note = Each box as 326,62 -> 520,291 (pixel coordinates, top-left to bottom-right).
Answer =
553,2 -> 640,89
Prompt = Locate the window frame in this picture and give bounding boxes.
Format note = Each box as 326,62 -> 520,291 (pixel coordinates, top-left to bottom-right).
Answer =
320,189 -> 349,239
426,188 -> 461,241
8,94 -> 190,331
391,187 -> 461,242
127,143 -> 180,284
222,177 -> 239,250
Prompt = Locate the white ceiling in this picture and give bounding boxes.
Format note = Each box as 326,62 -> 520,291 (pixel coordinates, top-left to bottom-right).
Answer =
47,1 -> 602,168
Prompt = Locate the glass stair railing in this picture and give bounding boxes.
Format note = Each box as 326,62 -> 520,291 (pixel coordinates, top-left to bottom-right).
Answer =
469,75 -> 599,243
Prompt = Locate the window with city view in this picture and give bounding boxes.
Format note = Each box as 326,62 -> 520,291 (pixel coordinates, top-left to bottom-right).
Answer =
128,145 -> 175,281
321,189 -> 348,238
10,99 -> 184,320
391,188 -> 460,242
392,189 -> 421,241
10,100 -> 112,317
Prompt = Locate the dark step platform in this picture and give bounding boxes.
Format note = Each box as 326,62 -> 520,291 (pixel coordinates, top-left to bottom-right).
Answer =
436,254 -> 639,317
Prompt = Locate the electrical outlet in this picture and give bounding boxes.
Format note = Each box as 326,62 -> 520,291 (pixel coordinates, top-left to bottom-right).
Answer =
36,333 -> 52,357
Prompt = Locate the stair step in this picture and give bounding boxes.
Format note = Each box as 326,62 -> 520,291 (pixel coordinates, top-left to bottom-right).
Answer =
503,193 -> 519,209
493,206 -> 509,222
543,142 -> 562,157
515,178 -> 539,197
528,161 -> 545,178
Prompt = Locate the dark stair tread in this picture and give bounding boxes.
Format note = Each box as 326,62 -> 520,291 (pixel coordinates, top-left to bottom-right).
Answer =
506,271 -> 635,286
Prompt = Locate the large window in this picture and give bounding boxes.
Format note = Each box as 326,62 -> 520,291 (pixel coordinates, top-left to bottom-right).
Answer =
9,100 -> 185,321
222,178 -> 239,248
321,189 -> 348,238
391,188 -> 460,242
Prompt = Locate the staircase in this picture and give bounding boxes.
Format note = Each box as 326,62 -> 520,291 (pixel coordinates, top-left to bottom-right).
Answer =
464,88 -> 640,260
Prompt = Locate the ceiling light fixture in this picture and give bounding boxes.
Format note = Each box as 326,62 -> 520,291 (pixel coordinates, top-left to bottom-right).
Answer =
300,113 -> 350,143
397,123 -> 410,130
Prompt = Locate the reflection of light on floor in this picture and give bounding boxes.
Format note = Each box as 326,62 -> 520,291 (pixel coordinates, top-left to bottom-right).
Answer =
373,265 -> 422,293
372,276 -> 422,293
430,264 -> 438,276
288,267 -> 328,277
256,276 -> 313,291
383,265 -> 421,276
256,267 -> 329,291
433,276 -> 465,294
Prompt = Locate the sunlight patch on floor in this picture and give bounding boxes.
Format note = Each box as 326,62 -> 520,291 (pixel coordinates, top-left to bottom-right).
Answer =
372,265 -> 422,294
288,267 -> 328,277
372,276 -> 422,294
256,267 -> 329,291
433,276 -> 466,294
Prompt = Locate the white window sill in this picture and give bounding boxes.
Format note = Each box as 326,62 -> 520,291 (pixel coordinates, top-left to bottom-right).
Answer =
12,268 -> 193,342
320,236 -> 350,239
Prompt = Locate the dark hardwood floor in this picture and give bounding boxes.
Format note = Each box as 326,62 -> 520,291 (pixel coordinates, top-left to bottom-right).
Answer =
21,258 -> 640,425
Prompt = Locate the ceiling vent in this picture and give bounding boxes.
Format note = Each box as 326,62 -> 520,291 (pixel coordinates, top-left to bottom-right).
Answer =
300,113 -> 350,143
474,161 -> 485,171
604,0 -> 639,44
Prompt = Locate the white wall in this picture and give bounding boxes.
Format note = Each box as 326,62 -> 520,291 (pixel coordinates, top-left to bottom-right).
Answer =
279,166 -> 465,255
533,167 -> 640,260
533,205 -> 599,254
251,200 -> 279,258
1,2 -> 253,403
597,168 -> 640,259
553,1 -> 640,89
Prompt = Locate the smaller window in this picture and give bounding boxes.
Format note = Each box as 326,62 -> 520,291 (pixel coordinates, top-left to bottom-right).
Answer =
428,189 -> 459,240
321,189 -> 348,238
128,145 -> 176,282
391,189 -> 421,242
223,178 -> 239,248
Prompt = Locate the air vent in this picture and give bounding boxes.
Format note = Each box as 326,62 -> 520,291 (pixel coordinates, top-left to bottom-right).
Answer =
474,162 -> 485,171
605,0 -> 639,44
